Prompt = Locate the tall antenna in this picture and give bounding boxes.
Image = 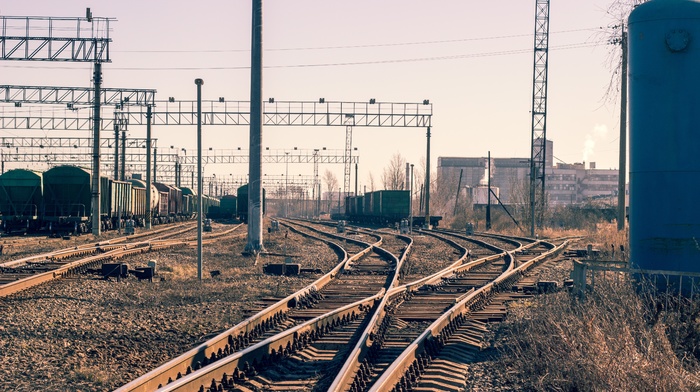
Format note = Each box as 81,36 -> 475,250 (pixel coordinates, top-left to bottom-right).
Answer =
529,0 -> 550,237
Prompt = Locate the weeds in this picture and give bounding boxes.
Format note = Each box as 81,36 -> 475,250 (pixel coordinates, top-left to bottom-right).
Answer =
500,278 -> 700,391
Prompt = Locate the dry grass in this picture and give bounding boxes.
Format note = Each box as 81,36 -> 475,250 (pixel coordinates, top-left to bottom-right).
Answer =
499,278 -> 700,391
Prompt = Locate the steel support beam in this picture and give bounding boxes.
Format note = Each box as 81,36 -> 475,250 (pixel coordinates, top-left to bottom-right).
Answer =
1,85 -> 155,106
0,15 -> 112,62
0,99 -> 432,130
529,0 -> 550,237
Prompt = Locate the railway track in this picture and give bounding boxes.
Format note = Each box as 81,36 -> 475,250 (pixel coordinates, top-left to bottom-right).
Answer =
368,238 -> 571,392
115,223 -> 571,392
116,219 -> 391,392
136,226 -> 486,391
0,222 -> 241,298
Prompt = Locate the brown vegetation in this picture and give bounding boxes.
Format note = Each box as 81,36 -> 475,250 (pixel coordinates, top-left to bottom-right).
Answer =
499,279 -> 700,391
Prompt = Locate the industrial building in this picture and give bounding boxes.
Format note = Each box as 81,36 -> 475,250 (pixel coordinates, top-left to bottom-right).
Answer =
437,140 -> 620,207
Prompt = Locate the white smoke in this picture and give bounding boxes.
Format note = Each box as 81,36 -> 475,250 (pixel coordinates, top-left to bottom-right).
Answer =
582,124 -> 609,163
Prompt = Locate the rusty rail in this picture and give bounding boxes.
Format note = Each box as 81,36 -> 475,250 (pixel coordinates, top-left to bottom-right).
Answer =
156,293 -> 384,392
116,220 -> 376,392
368,239 -> 570,392
327,231 -> 412,391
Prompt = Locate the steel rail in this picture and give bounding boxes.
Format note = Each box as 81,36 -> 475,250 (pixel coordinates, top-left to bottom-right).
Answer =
369,239 -> 570,392
153,226 -> 410,392
143,223 -> 507,392
116,220 -> 378,392
155,292 -> 385,392
327,230 -> 412,392
333,237 -> 517,392
0,223 -> 228,298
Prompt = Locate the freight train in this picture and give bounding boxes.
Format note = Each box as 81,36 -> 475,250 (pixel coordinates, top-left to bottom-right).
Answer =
342,190 -> 442,227
236,184 -> 266,223
0,166 -> 220,235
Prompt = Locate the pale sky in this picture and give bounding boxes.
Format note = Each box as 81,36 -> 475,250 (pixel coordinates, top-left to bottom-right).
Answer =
0,1 -> 625,192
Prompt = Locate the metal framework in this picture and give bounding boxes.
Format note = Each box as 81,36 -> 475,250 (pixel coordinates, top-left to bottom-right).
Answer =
0,15 -> 112,62
175,148 -> 358,165
529,0 -> 550,236
343,117 -> 353,197
1,85 -> 156,106
0,136 -> 155,149
118,100 -> 432,128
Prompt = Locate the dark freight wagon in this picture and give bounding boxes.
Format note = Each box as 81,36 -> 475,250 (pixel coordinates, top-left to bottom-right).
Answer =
219,195 -> 237,218
237,184 -> 265,223
0,169 -> 44,232
42,165 -> 110,233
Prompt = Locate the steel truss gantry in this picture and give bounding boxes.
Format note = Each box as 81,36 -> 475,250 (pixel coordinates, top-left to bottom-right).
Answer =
201,174 -> 318,197
0,14 -> 112,62
0,136 -> 155,149
177,149 -> 358,165
1,85 -> 156,107
529,0 -> 550,237
0,100 -> 432,130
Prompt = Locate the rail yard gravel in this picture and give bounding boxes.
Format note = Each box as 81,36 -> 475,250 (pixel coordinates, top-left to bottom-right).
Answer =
0,221 -> 338,392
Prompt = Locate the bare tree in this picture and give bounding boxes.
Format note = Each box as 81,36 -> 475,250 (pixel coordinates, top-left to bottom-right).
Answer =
601,0 -> 648,104
367,172 -> 376,193
323,170 -> 338,213
381,152 -> 406,190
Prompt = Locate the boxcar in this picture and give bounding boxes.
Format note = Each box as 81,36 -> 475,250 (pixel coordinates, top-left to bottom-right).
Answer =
219,195 -> 237,219
237,184 -> 265,223
180,187 -> 196,216
0,169 -> 43,232
153,182 -> 182,217
157,191 -> 169,220
130,185 -> 147,225
42,165 -> 109,233
109,180 -> 133,220
376,190 -> 410,222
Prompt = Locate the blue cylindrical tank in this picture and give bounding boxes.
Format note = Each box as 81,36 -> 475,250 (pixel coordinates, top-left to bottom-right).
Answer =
629,0 -> 700,276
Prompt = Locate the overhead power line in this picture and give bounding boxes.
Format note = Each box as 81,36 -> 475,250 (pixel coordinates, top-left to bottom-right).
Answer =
0,41 -> 603,72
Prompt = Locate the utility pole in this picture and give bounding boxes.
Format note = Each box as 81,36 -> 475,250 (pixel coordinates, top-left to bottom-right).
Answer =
120,130 -> 126,180
91,62 -> 102,236
424,126 -> 431,228
617,24 -> 628,231
487,152 -> 492,230
195,78 -> 204,281
245,0 -> 264,254
145,105 -> 153,230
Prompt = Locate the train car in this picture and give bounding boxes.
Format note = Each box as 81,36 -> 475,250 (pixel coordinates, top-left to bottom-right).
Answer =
0,169 -> 43,232
42,165 -> 110,233
203,194 -> 220,216
237,184 -> 265,223
109,180 -> 133,228
128,179 -> 159,216
376,190 -> 410,222
153,182 -> 183,218
340,189 -> 441,227
128,178 -> 160,225
157,191 -> 169,222
219,195 -> 237,219
130,184 -> 147,226
180,187 -> 196,217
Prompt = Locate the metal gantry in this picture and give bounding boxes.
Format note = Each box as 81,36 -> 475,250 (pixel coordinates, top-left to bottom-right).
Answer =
0,100 -> 432,130
529,0 -> 550,237
1,85 -> 156,107
0,10 -> 118,236
0,13 -> 112,62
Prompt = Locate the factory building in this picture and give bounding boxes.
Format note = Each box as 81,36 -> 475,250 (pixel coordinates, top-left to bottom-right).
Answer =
438,140 -> 620,207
